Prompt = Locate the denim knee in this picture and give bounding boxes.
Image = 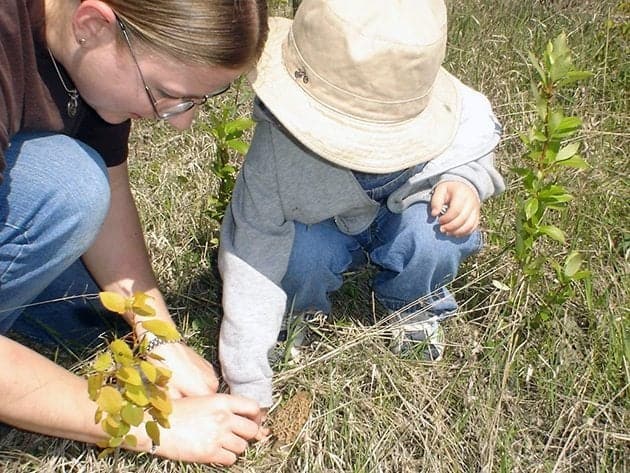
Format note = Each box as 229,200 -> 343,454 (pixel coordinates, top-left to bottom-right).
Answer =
0,133 -> 110,322
370,202 -> 483,314
4,133 -> 111,252
281,220 -> 358,313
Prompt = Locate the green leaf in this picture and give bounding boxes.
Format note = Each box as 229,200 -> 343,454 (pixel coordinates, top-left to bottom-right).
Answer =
146,421 -> 161,446
224,117 -> 254,135
563,251 -> 584,278
528,51 -> 547,86
555,142 -> 580,162
556,154 -> 589,169
535,93 -> 548,121
524,198 -> 539,220
551,116 -> 582,139
124,434 -> 138,448
121,403 -> 145,427
96,386 -> 123,414
141,320 -> 181,341
539,225 -> 566,243
558,70 -> 593,86
572,269 -> 591,281
226,138 -> 249,155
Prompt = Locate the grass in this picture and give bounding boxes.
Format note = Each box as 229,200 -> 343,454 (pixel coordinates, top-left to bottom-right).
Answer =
1,0 -> 628,471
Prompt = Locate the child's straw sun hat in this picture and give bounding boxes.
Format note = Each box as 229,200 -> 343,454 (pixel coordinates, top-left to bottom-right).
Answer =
248,0 -> 461,173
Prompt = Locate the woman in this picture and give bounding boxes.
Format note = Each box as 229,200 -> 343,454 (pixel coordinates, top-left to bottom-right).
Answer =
0,0 -> 268,465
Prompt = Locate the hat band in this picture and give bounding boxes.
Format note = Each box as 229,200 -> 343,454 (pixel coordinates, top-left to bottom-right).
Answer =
281,28 -> 431,124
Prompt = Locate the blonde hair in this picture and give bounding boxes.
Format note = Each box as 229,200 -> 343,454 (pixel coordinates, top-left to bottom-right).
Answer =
108,0 -> 268,69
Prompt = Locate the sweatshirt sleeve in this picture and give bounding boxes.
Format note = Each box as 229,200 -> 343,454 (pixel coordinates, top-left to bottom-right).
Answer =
433,150 -> 505,201
218,120 -> 295,408
429,87 -> 505,200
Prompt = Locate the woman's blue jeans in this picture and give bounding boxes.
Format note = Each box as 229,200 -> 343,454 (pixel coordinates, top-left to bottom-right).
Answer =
281,170 -> 483,320
0,132 -> 118,347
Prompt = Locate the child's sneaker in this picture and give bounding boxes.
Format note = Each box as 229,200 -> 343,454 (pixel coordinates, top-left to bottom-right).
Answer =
389,315 -> 445,361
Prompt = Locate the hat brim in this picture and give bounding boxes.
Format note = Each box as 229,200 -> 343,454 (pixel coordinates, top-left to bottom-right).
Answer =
248,18 -> 461,173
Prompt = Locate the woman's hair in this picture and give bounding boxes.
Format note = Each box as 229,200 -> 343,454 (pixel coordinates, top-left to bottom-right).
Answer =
108,0 -> 268,69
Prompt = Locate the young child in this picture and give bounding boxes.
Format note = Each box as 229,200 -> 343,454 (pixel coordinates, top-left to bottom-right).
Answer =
218,0 -> 505,409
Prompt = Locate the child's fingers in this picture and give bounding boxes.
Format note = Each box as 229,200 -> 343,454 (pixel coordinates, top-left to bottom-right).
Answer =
430,184 -> 449,216
440,207 -> 479,236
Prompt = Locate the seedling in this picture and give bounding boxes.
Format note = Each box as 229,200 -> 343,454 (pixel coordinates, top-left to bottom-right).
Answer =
85,291 -> 181,458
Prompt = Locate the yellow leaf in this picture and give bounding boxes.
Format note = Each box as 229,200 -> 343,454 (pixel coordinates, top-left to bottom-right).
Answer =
124,384 -> 149,407
141,320 -> 181,341
108,436 -> 124,448
154,366 -> 172,387
124,434 -> 138,448
87,373 -> 103,400
93,353 -> 112,373
155,366 -> 172,380
96,386 -> 123,414
145,420 -> 160,445
139,360 -> 157,383
99,291 -> 128,314
121,403 -> 144,427
131,292 -> 156,317
109,339 -> 133,365
101,415 -> 120,437
116,366 -> 143,386
148,387 -> 172,415
94,408 -> 103,425
97,447 -> 114,459
149,407 -> 171,428
102,415 -> 130,438
146,351 -> 165,362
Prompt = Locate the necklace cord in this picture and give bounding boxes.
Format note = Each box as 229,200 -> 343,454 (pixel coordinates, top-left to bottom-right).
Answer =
47,48 -> 80,117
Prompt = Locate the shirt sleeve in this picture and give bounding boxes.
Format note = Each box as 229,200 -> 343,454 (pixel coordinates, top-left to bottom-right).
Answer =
218,119 -> 295,407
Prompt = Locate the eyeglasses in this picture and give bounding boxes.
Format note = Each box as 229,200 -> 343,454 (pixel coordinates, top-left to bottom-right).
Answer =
117,18 -> 230,120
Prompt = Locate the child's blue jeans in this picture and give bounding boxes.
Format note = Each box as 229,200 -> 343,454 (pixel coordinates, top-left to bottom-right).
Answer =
280,167 -> 483,319
0,132 -> 119,347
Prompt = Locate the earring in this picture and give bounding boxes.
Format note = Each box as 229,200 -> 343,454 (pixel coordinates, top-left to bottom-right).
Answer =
78,38 -> 86,45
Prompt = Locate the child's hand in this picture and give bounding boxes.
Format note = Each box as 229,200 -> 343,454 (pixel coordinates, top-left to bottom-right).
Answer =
430,181 -> 480,237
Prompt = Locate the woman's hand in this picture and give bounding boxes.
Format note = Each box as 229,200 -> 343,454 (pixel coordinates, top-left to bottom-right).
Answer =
430,181 -> 481,237
151,341 -> 220,398
152,393 -> 264,465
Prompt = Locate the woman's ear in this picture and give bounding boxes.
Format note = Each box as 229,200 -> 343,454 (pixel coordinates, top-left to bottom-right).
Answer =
71,0 -> 118,47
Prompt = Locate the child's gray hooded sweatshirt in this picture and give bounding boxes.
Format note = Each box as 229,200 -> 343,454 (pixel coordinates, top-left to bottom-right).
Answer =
218,79 -> 505,407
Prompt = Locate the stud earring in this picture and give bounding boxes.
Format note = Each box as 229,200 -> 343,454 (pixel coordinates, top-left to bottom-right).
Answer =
78,38 -> 86,45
